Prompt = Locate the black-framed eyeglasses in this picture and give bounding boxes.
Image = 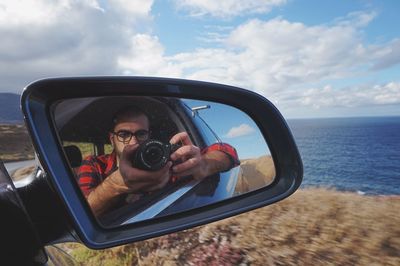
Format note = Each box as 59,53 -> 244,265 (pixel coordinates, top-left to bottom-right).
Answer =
112,129 -> 150,144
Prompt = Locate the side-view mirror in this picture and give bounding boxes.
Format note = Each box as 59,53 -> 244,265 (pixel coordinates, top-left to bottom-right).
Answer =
20,77 -> 302,249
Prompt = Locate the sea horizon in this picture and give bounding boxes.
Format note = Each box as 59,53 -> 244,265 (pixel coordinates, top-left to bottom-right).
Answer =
288,116 -> 400,196
287,114 -> 400,121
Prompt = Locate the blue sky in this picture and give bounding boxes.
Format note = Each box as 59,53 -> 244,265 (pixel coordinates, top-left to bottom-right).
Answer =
0,0 -> 399,120
153,1 -> 400,55
184,99 -> 269,159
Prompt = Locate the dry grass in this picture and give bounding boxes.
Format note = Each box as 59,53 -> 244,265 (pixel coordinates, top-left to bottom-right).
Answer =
226,188 -> 400,265
236,155 -> 275,194
65,188 -> 400,265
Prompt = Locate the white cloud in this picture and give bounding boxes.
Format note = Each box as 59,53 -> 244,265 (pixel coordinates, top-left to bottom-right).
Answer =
117,34 -> 182,76
279,82 -> 400,110
0,0 -> 68,26
109,0 -> 153,17
225,123 -> 255,138
0,0 -> 154,93
334,11 -> 377,28
164,15 -> 384,94
372,39 -> 400,70
312,82 -> 400,108
117,11 -> 399,109
1,0 -> 399,118
173,0 -> 286,18
114,10 -> 400,113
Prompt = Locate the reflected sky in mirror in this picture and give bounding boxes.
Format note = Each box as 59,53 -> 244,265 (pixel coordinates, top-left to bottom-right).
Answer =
183,99 -> 269,159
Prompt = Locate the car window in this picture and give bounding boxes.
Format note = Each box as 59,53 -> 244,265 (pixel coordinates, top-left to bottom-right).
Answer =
182,102 -> 220,146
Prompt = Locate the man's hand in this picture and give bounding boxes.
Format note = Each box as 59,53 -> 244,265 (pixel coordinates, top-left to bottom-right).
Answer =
170,132 -> 234,181
116,143 -> 172,193
170,132 -> 208,180
87,144 -> 171,216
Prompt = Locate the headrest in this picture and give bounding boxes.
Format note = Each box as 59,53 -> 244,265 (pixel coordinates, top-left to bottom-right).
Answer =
63,145 -> 82,168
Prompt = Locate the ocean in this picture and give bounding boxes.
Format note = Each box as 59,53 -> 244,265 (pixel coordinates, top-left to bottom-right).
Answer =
287,116 -> 400,195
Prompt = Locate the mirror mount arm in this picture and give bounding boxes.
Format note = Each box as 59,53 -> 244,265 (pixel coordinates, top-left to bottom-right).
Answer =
191,105 -> 210,117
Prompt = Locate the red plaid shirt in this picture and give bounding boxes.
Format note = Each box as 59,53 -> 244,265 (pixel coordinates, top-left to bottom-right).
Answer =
78,142 -> 240,197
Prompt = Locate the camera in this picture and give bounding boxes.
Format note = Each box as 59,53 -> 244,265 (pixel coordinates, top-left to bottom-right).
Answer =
131,139 -> 181,171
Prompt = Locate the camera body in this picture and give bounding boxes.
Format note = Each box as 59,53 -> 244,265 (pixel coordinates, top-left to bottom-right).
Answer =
132,139 -> 181,171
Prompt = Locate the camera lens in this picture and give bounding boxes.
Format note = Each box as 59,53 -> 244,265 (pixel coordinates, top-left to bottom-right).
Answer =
143,144 -> 164,164
132,139 -> 170,171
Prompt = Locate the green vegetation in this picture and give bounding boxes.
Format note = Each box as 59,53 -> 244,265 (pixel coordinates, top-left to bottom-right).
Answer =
63,141 -> 113,159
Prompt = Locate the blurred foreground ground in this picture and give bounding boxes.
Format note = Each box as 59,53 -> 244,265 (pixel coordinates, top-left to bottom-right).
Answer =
62,188 -> 400,265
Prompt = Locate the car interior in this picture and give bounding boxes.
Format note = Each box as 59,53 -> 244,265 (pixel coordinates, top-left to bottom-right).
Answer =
53,96 -> 210,226
54,96 -> 196,170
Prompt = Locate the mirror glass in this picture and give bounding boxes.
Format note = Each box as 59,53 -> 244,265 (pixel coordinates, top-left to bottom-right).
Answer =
53,96 -> 275,227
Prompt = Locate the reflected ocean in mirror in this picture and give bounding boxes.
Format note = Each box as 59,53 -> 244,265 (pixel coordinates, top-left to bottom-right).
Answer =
54,96 -> 275,227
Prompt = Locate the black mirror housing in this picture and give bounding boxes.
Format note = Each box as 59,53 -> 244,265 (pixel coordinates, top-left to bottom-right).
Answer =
21,77 -> 302,249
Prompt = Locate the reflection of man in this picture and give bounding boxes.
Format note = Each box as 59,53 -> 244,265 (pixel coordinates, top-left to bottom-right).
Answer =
78,106 -> 239,216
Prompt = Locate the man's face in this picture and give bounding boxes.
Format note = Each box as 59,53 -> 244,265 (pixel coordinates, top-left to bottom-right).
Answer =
110,114 -> 149,158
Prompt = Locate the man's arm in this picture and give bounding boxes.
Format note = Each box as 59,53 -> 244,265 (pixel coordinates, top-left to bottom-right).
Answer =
86,169 -> 126,217
80,145 -> 172,217
78,157 -> 125,217
201,142 -> 240,173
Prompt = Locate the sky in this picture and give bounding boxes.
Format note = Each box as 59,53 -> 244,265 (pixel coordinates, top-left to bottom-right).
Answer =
0,0 -> 399,119
183,99 -> 269,159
